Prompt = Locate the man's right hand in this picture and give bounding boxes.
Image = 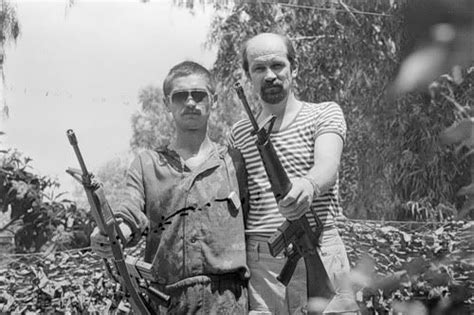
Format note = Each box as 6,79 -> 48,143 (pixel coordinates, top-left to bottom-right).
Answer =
90,221 -> 133,258
90,227 -> 113,258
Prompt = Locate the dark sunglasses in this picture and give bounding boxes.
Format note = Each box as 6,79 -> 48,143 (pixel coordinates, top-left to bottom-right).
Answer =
169,89 -> 211,105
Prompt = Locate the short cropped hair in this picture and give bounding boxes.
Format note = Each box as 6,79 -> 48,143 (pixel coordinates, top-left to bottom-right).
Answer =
241,33 -> 297,74
162,61 -> 215,96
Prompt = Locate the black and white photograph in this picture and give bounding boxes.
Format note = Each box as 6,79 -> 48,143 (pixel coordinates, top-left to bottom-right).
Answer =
0,0 -> 472,314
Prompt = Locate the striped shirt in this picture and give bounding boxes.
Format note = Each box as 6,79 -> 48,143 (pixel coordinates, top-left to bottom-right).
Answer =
229,101 -> 346,235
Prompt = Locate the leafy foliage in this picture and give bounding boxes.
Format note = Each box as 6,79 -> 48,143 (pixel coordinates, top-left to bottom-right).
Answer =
0,0 -> 21,118
1,220 -> 471,313
95,154 -> 131,211
340,219 -> 473,314
130,86 -> 175,149
0,150 -> 93,253
0,1 -> 20,43
0,251 -> 123,313
438,76 -> 474,220
204,0 -> 472,220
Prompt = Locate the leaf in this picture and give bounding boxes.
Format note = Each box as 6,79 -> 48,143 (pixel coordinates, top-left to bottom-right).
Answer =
401,231 -> 412,243
388,45 -> 449,96
0,291 -> 14,312
403,257 -> 429,276
379,226 -> 399,234
457,195 -> 474,219
456,183 -> 474,197
434,226 -> 444,235
66,217 -> 75,228
439,118 -> 474,147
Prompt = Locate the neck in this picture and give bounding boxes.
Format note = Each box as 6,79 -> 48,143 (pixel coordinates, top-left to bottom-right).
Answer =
260,93 -> 300,127
171,129 -> 210,158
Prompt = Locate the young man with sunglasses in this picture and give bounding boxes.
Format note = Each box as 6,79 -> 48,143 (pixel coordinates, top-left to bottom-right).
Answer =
91,61 -> 249,314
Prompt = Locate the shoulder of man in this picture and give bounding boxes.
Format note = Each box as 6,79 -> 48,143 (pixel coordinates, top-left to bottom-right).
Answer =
230,118 -> 254,143
231,118 -> 252,132
129,147 -> 170,168
304,100 -> 343,111
134,147 -> 162,160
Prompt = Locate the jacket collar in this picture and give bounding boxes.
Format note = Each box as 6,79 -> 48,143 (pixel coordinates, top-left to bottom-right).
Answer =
155,141 -> 227,176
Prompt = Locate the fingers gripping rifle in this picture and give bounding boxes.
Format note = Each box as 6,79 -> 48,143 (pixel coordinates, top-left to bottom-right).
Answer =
233,83 -> 335,304
66,130 -> 169,314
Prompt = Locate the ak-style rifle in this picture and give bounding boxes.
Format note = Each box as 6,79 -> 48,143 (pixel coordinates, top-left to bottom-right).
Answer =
66,129 -> 169,314
234,83 -> 335,311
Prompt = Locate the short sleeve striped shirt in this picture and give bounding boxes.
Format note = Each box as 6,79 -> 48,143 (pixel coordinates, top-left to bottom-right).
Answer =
230,101 -> 346,235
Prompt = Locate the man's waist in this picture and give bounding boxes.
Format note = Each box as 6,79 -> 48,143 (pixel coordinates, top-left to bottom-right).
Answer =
245,222 -> 335,238
245,225 -> 337,256
151,273 -> 246,292
245,210 -> 336,232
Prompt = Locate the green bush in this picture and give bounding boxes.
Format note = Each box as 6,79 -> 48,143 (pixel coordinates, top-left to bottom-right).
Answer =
0,150 -> 93,253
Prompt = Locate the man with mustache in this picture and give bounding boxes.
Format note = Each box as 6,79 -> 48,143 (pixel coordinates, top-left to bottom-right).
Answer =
230,33 -> 358,314
91,61 -> 249,314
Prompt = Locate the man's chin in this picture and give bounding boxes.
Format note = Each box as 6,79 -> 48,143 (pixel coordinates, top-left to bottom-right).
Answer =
182,113 -> 202,118
261,93 -> 286,104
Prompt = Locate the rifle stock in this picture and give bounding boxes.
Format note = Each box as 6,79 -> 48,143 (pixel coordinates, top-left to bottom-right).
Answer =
66,129 -> 170,314
233,83 -> 335,312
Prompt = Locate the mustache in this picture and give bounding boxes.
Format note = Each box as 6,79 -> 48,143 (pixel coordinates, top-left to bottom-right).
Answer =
182,108 -> 202,115
262,82 -> 283,90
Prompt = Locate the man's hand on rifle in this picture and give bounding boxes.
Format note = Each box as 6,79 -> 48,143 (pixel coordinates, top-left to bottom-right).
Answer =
278,177 -> 315,220
90,220 -> 133,258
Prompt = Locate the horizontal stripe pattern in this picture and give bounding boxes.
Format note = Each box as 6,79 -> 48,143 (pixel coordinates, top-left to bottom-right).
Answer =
230,101 -> 346,234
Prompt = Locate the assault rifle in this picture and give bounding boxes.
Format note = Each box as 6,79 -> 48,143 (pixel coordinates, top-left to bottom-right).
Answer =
66,129 -> 170,314
234,83 -> 335,308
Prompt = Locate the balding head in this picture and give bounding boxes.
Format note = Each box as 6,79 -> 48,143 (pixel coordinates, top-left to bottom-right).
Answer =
242,33 -> 297,74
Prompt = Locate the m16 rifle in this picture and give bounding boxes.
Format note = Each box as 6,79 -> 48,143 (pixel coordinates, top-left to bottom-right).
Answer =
66,129 -> 170,314
233,83 -> 335,308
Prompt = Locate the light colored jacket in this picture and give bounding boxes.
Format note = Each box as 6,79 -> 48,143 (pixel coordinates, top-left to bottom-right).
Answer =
115,143 -> 249,286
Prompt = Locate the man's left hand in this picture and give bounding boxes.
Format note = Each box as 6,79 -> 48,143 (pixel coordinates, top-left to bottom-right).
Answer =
278,177 -> 314,220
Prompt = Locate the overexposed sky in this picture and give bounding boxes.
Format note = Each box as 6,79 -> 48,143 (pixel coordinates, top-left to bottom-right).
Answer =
2,0 -> 218,193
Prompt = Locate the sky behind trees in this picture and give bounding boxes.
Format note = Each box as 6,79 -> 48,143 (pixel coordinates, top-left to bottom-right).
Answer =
2,0 -> 217,193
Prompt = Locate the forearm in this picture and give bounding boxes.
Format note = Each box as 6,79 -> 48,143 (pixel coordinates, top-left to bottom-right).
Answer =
277,133 -> 342,220
114,155 -> 149,246
305,133 -> 343,196
305,161 -> 339,196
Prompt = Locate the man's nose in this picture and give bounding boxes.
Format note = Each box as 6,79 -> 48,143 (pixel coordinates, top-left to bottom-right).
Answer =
264,69 -> 277,81
185,95 -> 197,106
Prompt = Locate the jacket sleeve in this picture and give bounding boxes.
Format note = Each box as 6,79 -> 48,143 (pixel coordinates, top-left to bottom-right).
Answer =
114,154 -> 149,247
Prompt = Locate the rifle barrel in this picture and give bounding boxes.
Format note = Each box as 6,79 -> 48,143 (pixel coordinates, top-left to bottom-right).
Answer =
234,82 -> 260,132
66,129 -> 90,184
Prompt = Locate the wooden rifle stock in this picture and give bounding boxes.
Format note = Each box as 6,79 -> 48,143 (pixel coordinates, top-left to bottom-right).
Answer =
234,83 -> 335,312
66,129 -> 170,314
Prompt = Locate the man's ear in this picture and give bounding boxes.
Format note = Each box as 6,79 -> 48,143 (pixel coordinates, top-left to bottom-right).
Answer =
291,60 -> 299,79
211,94 -> 218,110
163,96 -> 171,112
245,70 -> 251,79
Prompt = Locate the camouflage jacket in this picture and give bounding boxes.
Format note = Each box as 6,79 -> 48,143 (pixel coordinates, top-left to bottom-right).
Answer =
115,143 -> 249,286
